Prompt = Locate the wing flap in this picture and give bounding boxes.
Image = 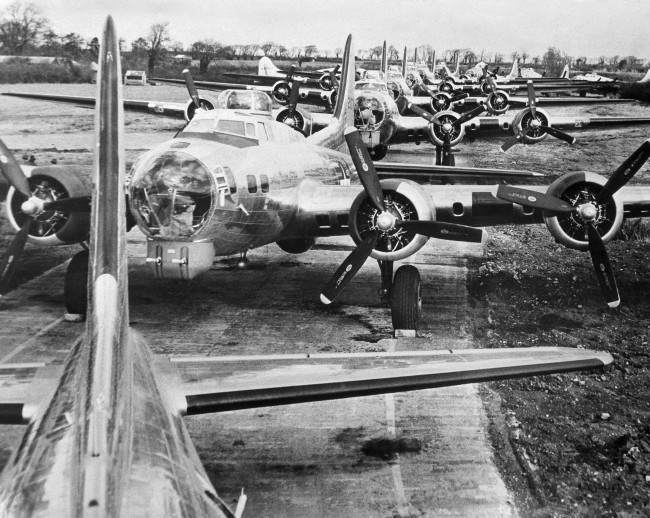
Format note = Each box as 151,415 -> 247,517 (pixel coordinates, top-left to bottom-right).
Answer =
162,347 -> 612,416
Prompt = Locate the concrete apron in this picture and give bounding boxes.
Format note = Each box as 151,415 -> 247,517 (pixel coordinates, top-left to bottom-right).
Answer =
0,232 -> 516,518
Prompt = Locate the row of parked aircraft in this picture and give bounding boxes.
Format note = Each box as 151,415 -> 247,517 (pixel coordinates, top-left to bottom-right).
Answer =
0,18 -> 650,518
0,18 -> 634,515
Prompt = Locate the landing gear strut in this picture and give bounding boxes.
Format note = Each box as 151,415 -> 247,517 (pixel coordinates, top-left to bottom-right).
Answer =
64,249 -> 88,322
378,260 -> 393,303
237,251 -> 249,269
435,144 -> 455,166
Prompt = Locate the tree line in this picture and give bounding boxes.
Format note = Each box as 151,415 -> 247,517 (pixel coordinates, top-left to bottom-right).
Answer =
1,1 -> 646,77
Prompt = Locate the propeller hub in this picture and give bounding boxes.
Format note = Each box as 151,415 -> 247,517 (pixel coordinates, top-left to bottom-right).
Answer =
529,118 -> 542,129
21,197 -> 44,216
577,202 -> 598,222
442,122 -> 453,133
376,211 -> 396,231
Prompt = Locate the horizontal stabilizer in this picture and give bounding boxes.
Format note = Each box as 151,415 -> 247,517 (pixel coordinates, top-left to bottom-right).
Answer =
164,347 -> 612,415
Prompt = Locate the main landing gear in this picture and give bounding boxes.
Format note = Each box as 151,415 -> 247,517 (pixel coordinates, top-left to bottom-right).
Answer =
435,144 -> 455,166
378,260 -> 422,333
64,248 -> 88,322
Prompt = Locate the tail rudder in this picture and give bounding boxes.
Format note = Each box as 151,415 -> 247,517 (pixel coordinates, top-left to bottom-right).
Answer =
430,49 -> 436,73
561,63 -> 570,79
381,41 -> 387,76
454,59 -> 459,76
638,67 -> 650,83
402,46 -> 407,78
509,59 -> 519,79
307,34 -> 355,150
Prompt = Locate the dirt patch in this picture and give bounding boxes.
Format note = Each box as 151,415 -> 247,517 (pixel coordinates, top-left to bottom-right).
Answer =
361,436 -> 423,460
469,224 -> 650,517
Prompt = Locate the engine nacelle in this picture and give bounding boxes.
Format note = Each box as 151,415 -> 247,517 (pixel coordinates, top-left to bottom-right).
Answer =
271,80 -> 292,105
426,110 -> 465,147
318,73 -> 334,91
349,179 -> 434,261
320,90 -> 337,111
6,166 -> 92,246
485,90 -> 510,114
437,81 -> 455,93
430,92 -> 452,113
512,107 -> 551,144
183,95 -> 218,122
354,95 -> 387,132
544,172 -> 624,251
275,106 -> 314,135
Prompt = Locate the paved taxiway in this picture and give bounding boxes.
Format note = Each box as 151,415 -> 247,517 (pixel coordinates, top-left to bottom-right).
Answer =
0,228 -> 518,517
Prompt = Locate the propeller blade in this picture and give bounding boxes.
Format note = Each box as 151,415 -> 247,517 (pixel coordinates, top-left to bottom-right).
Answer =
330,64 -> 340,89
539,125 -> 576,145
320,231 -> 378,304
486,75 -> 497,93
496,185 -> 575,213
450,91 -> 469,102
182,69 -> 202,109
43,195 -> 92,212
0,218 -> 31,294
398,220 -> 484,243
586,223 -> 620,308
344,128 -> 386,212
408,103 -> 438,125
596,138 -> 650,202
526,80 -> 537,116
455,103 -> 485,126
500,135 -> 522,152
0,139 -> 31,198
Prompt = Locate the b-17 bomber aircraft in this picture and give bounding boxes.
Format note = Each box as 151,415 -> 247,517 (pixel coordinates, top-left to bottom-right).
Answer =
2,24 -> 650,329
0,17 -> 619,517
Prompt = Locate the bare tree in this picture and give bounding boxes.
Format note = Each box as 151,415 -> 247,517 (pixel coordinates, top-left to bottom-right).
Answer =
521,52 -> 529,64
146,22 -> 170,74
192,39 -> 222,73
0,1 -> 48,54
61,32 -> 84,59
260,41 -> 275,56
304,44 -> 318,58
387,45 -> 398,62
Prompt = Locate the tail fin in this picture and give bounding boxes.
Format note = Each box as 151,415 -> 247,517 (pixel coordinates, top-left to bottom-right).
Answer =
402,46 -> 407,77
381,41 -> 387,76
430,49 -> 436,73
561,63 -> 570,79
88,15 -> 128,329
638,67 -> 650,83
454,59 -> 459,76
307,34 -> 355,151
414,47 -> 418,65
508,59 -> 519,79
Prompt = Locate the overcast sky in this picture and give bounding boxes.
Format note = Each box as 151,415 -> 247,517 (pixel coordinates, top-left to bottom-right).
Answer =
6,0 -> 650,59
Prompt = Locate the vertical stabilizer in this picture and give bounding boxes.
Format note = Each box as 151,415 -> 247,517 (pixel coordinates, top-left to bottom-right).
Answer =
381,41 -> 387,75
508,59 -> 519,79
307,34 -> 355,151
454,59 -> 459,76
414,47 -> 418,65
402,46 -> 407,77
638,67 -> 650,83
430,49 -> 436,73
561,63 -> 570,79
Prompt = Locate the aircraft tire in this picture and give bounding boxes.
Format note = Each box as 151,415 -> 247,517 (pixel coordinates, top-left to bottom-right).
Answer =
370,145 -> 388,161
64,249 -> 88,320
390,265 -> 422,331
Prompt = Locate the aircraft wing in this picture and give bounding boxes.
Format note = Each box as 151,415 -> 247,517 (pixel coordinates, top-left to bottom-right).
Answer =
163,347 -> 612,415
2,92 -> 187,119
404,94 -> 432,108
374,161 -> 543,182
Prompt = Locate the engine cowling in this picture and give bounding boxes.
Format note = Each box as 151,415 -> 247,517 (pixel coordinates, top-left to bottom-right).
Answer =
275,106 -> 314,135
319,90 -> 337,111
544,172 -> 624,251
183,95 -> 218,122
6,165 -> 92,245
271,80 -> 292,105
349,179 -> 434,261
318,73 -> 334,91
485,90 -> 510,114
426,110 -> 465,147
430,92 -> 452,113
512,107 -> 551,144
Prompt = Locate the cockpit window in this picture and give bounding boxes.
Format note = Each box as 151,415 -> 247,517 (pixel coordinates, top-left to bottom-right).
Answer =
245,123 -> 256,137
216,119 -> 246,136
216,90 -> 273,113
129,151 -> 214,238
355,81 -> 387,93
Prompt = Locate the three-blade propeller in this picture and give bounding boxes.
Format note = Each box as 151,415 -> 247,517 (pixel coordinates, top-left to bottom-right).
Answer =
320,128 -> 484,305
496,139 -> 650,307
501,80 -> 576,152
409,102 -> 485,150
0,139 -> 91,294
